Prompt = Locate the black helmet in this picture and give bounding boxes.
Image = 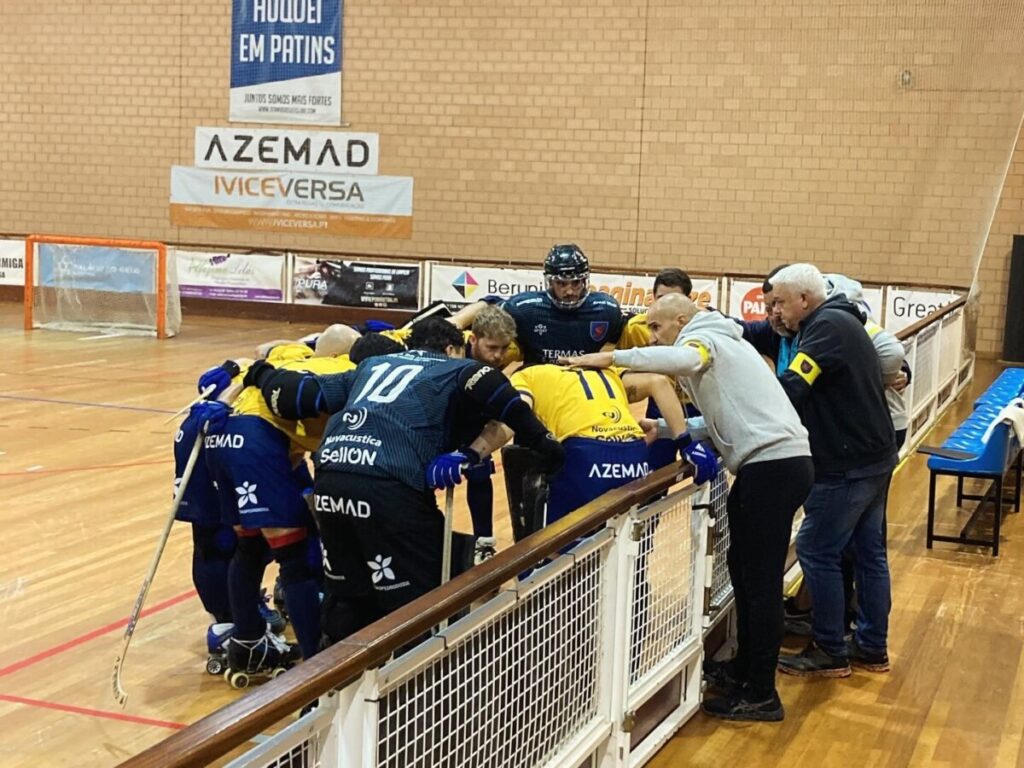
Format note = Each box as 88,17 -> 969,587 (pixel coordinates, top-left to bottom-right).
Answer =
544,243 -> 590,309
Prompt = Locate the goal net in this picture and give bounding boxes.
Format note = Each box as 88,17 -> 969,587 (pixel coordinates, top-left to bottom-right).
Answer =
24,236 -> 181,338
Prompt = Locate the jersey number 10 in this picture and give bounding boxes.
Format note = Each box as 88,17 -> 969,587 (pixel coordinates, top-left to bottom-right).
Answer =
353,363 -> 424,404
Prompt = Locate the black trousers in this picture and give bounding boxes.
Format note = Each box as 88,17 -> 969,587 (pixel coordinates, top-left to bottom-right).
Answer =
727,455 -> 814,696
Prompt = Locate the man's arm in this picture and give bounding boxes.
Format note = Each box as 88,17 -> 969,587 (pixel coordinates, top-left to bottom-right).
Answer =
778,317 -> 840,410
244,362 -> 355,419
736,319 -> 778,358
622,372 -> 687,439
866,322 -> 905,383
612,343 -> 709,377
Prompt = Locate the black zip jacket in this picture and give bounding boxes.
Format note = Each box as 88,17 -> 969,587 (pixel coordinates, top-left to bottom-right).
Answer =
779,295 -> 896,477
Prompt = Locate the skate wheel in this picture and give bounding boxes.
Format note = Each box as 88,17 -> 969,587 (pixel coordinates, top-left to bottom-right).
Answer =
270,667 -> 288,680
229,671 -> 250,689
206,658 -> 224,676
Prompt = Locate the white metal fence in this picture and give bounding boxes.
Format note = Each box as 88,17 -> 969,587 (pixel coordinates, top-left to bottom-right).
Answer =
220,479 -> 710,768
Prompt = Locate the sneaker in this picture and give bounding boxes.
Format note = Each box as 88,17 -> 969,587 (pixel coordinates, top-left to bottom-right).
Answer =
701,685 -> 784,722
777,642 -> 851,678
474,536 -> 498,565
847,637 -> 890,673
703,658 -> 744,692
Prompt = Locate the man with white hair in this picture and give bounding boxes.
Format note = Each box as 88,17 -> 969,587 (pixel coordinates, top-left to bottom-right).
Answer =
564,293 -> 813,722
767,263 -> 897,678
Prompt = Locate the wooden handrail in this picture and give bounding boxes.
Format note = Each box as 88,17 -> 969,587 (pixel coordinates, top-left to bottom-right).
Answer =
894,295 -> 968,342
119,462 -> 693,768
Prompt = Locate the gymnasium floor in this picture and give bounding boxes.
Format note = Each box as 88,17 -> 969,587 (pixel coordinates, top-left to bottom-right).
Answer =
1,302 -> 1022,767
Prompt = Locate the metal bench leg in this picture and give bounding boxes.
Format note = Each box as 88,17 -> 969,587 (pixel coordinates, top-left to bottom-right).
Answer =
956,475 -> 964,507
927,471 -> 936,549
994,475 -> 1002,557
1015,451 -> 1022,513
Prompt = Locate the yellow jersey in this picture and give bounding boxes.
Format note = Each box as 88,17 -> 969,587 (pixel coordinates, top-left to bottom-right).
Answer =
509,364 -> 644,442
233,343 -> 357,453
618,312 -> 652,350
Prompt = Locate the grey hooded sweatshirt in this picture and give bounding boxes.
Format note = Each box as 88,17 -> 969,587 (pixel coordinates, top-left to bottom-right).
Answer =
613,310 -> 810,474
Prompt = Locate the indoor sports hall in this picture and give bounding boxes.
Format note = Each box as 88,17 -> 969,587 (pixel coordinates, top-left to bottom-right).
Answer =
3,2 -> 1024,767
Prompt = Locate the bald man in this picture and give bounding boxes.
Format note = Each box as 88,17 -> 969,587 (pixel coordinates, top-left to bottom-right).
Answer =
564,294 -> 812,722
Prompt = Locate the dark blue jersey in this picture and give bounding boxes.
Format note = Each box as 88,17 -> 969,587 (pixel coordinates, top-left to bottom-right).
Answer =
502,290 -> 625,365
312,351 -> 483,492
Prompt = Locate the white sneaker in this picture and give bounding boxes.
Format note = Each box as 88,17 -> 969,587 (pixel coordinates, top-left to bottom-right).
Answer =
474,536 -> 497,565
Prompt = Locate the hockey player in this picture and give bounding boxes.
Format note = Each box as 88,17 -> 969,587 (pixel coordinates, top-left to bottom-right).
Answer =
190,332 -> 403,681
243,317 -> 565,647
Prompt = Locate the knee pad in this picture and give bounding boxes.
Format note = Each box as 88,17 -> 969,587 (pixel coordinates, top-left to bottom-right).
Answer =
193,524 -> 237,561
273,539 -> 320,586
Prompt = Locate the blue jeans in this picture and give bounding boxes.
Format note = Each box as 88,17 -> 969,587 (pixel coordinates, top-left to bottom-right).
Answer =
797,471 -> 893,656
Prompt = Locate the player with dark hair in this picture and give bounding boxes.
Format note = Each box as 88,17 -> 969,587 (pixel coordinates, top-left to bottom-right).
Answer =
243,317 -> 565,646
190,334 -> 393,683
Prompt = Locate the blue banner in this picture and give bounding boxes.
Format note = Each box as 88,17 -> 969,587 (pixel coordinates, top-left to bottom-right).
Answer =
230,0 -> 343,125
37,245 -> 156,294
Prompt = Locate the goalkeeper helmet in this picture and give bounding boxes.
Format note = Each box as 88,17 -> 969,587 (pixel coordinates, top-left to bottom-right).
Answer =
543,244 -> 590,310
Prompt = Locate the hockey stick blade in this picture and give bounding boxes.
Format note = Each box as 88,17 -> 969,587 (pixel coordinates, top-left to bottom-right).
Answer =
916,445 -> 976,461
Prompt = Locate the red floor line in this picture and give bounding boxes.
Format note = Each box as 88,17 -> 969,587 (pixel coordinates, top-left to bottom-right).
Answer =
0,458 -> 173,478
0,694 -> 185,730
0,589 -> 197,679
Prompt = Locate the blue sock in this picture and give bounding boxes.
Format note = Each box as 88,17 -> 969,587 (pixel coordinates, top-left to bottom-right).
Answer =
466,474 -> 494,538
275,540 -> 322,660
228,535 -> 269,640
191,524 -> 235,623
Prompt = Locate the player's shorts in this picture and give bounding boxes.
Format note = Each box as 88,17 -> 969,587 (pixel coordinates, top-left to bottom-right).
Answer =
204,415 -> 312,530
173,411 -> 220,525
546,437 -> 651,524
313,470 -> 470,622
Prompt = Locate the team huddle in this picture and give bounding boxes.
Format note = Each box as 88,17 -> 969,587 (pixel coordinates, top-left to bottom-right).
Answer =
170,246 -> 905,723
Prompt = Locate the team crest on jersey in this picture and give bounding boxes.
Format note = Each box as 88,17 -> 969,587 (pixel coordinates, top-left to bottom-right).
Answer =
590,321 -> 610,342
534,323 -> 548,336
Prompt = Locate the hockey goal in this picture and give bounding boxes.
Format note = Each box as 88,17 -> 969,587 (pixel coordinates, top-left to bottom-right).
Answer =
23,235 -> 181,338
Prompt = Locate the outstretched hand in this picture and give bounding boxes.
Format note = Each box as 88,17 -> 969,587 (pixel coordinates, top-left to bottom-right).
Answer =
558,351 -> 615,369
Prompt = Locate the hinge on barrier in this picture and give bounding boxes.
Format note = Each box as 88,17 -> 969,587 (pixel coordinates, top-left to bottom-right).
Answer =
630,520 -> 645,541
703,586 -> 712,616
622,710 -> 636,732
692,503 -> 713,512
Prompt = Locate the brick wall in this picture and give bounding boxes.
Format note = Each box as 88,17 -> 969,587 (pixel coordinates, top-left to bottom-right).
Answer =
1,0 -> 1022,352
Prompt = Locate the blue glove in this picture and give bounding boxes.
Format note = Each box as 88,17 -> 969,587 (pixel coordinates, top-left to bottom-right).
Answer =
426,451 -> 470,490
680,440 -> 719,485
198,360 -> 240,399
364,319 -> 396,333
189,400 -> 230,434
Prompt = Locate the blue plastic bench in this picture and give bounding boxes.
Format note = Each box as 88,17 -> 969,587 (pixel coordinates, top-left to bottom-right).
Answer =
923,400 -> 1022,556
974,368 -> 1024,410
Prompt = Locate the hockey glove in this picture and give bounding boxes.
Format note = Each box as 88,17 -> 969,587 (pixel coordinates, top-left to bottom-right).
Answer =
680,439 -> 719,485
190,400 -> 230,434
426,447 -> 481,490
527,432 -> 566,477
198,360 -> 241,399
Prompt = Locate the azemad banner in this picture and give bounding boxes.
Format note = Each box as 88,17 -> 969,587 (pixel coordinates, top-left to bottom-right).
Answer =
430,264 -> 718,313
176,250 -> 286,302
170,166 -> 413,239
231,0 -> 343,125
195,127 -> 378,175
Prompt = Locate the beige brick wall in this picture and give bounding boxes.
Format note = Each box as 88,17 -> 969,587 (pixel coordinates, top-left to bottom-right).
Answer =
1,0 -> 1022,352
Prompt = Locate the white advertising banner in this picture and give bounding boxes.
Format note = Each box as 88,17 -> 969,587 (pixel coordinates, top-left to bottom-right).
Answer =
170,166 -> 413,239
175,249 -> 286,302
194,127 -> 379,175
0,239 -> 25,286
884,287 -> 961,333
429,263 -> 717,313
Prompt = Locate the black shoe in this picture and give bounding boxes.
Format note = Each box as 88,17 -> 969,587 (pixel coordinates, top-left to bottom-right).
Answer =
701,685 -> 784,722
847,637 -> 890,672
777,642 -> 851,678
784,614 -> 814,637
703,658 -> 744,692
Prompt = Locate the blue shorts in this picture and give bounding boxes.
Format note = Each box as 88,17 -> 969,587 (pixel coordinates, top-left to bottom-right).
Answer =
204,415 -> 312,530
546,437 -> 651,523
173,412 -> 220,526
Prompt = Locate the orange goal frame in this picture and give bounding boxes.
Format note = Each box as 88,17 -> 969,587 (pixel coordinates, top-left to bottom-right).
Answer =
24,234 -> 169,339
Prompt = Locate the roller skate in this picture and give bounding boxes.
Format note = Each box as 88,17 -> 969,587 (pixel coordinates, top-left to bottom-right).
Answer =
222,630 -> 300,690
205,622 -> 235,676
473,536 -> 497,566
259,587 -> 287,635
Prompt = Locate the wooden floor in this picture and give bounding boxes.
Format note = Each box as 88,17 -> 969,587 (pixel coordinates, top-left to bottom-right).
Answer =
1,301 -> 1022,767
